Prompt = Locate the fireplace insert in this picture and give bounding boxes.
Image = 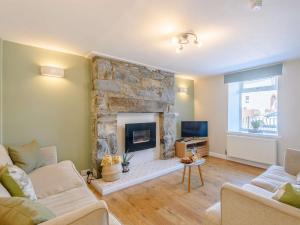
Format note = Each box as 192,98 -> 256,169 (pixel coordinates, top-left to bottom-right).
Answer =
125,122 -> 156,152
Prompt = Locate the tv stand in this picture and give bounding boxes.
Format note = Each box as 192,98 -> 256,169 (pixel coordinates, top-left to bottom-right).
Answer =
175,138 -> 209,158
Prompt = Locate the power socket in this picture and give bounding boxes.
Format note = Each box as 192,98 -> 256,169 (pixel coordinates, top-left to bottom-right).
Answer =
80,169 -> 90,176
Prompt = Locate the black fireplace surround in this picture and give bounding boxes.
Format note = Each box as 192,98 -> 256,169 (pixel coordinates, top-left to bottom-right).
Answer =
125,122 -> 156,152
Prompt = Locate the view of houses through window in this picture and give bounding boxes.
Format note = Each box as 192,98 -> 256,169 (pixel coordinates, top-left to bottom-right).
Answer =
240,77 -> 278,133
228,76 -> 278,135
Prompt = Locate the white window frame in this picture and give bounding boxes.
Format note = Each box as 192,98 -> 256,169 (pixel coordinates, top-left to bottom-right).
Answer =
238,77 -> 278,134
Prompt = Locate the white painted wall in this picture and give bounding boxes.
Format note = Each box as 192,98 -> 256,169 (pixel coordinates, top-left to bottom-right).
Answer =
117,113 -> 160,165
194,76 -> 227,156
194,58 -> 300,165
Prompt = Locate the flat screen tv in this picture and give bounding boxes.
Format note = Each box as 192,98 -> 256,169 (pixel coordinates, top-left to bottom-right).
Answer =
181,121 -> 208,138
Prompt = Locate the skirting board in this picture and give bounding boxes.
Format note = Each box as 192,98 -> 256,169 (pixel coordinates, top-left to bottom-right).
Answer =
209,152 -> 269,169
209,152 -> 227,159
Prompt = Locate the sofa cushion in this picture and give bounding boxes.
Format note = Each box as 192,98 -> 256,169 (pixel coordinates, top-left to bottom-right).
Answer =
285,148 -> 300,176
29,160 -> 84,199
0,183 -> 11,197
37,186 -> 98,216
0,145 -> 13,167
8,140 -> 41,174
204,202 -> 221,225
273,183 -> 300,209
0,197 -> 55,225
251,165 -> 296,192
0,165 -> 37,200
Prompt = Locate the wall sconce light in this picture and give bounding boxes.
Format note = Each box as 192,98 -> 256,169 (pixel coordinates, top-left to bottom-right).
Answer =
177,87 -> 188,94
40,66 -> 64,78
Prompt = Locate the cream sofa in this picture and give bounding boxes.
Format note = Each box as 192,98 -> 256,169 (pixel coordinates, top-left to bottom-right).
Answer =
0,145 -> 122,225
204,148 -> 300,225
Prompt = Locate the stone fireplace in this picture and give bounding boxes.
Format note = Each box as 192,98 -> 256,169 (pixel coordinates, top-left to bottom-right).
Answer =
91,56 -> 176,178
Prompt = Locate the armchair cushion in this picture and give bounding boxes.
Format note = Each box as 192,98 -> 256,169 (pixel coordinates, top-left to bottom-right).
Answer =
273,183 -> 300,209
29,161 -> 84,199
251,165 -> 296,192
285,148 -> 300,176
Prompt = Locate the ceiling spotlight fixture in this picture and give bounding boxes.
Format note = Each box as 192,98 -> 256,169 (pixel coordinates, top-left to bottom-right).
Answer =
172,32 -> 202,53
251,0 -> 262,11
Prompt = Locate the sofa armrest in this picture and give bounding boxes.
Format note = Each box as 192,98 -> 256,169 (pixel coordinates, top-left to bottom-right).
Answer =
40,146 -> 58,166
221,183 -> 300,225
40,201 -> 110,225
284,148 -> 300,176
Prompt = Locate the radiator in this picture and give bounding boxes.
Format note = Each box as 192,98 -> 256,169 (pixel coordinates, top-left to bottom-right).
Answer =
227,135 -> 277,165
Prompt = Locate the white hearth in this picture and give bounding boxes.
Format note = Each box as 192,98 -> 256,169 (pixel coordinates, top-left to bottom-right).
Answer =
91,157 -> 183,195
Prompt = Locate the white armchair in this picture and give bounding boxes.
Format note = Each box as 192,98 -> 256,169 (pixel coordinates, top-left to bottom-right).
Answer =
204,148 -> 300,225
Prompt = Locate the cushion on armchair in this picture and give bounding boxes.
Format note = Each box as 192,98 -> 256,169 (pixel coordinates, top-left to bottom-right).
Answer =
273,183 -> 300,208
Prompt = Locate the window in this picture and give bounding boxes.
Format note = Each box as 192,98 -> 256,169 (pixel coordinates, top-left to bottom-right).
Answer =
228,77 -> 278,135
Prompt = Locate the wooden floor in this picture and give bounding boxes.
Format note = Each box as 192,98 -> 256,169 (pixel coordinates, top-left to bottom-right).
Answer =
90,157 -> 264,225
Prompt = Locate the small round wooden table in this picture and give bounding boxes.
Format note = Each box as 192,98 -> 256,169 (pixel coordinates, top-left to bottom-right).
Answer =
181,158 -> 205,192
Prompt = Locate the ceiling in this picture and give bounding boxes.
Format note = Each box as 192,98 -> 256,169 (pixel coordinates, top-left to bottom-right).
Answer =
0,0 -> 300,75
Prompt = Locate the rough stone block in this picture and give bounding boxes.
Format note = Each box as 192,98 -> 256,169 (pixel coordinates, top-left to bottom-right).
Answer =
95,80 -> 121,93
96,58 -> 113,79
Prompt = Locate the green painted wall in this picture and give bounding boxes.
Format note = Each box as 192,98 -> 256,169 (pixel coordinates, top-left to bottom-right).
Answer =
1,41 -> 195,171
174,77 -> 195,138
0,38 -> 3,143
2,41 -> 91,171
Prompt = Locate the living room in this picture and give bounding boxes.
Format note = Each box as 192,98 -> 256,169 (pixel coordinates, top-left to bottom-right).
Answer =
0,1 -> 300,225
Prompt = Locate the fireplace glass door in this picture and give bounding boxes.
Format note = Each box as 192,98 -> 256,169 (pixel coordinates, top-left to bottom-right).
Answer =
125,122 -> 156,152
133,130 -> 150,144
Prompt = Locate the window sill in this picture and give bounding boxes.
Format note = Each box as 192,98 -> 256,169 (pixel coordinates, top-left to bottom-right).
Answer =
227,131 -> 281,139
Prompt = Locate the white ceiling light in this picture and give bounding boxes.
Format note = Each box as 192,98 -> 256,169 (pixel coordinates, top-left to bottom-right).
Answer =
172,32 -> 203,53
251,0 -> 263,11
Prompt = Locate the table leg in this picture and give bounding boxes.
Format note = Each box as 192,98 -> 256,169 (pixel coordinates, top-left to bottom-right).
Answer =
198,165 -> 204,186
181,165 -> 186,184
188,167 -> 191,192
